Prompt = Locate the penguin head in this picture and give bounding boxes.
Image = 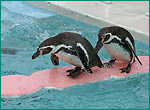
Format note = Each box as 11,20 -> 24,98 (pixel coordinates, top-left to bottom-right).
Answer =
32,46 -> 52,59
95,27 -> 112,53
98,28 -> 111,42
32,39 -> 54,59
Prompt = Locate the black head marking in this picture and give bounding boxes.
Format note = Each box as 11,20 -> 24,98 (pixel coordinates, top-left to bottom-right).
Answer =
32,47 -> 52,59
98,27 -> 112,43
95,27 -> 112,53
40,47 -> 52,55
32,40 -> 53,59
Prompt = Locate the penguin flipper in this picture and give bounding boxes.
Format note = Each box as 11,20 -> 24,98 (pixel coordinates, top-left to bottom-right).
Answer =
74,45 -> 93,74
51,53 -> 59,66
124,40 -> 142,65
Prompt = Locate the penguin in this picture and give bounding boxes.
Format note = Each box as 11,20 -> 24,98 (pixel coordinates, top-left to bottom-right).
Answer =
32,32 -> 103,77
95,26 -> 142,73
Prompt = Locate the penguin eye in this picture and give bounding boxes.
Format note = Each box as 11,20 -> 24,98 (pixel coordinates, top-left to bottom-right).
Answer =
103,34 -> 110,39
105,34 -> 110,38
101,35 -> 105,39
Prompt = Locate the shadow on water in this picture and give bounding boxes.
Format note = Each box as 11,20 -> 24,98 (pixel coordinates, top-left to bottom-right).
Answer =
1,48 -> 19,55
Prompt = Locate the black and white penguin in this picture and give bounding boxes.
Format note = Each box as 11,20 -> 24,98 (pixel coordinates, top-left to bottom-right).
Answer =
95,26 -> 142,73
32,32 -> 103,77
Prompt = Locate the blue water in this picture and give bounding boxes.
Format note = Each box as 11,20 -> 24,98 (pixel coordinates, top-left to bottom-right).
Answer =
1,1 -> 149,109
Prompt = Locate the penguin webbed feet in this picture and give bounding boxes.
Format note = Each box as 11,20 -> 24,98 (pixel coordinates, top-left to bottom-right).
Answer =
103,59 -> 116,68
67,67 -> 85,77
97,63 -> 104,68
66,67 -> 80,73
120,64 -> 131,73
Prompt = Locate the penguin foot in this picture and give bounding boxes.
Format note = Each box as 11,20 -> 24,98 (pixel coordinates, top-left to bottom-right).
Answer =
66,69 -> 74,73
67,69 -> 85,77
103,59 -> 116,68
97,63 -> 103,68
120,66 -> 131,73
103,62 -> 114,68
66,67 -> 81,73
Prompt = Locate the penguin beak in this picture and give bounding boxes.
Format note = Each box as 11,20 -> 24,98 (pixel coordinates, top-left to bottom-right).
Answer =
32,50 -> 42,59
95,38 -> 103,53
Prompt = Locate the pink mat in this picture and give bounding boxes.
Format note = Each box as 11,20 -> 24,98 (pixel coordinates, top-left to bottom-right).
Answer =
1,56 -> 149,97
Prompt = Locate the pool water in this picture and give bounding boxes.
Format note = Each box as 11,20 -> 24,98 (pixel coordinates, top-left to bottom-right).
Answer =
1,1 -> 149,109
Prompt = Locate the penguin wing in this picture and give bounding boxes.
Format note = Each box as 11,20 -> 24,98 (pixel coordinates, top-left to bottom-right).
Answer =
74,44 -> 93,74
51,53 -> 59,66
124,40 -> 142,65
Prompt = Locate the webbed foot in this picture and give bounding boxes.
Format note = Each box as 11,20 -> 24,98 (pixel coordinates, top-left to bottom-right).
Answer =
66,67 -> 80,73
67,69 -> 85,77
120,65 -> 131,73
66,67 -> 85,77
103,59 -> 116,68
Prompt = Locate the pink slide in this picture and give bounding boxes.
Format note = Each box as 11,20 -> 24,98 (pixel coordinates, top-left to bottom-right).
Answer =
1,56 -> 149,97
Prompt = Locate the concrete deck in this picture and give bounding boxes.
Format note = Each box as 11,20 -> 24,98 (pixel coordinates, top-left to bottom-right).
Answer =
27,1 -> 149,43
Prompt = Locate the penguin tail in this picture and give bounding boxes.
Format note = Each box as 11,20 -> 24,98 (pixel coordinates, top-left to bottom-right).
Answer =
135,55 -> 142,65
125,40 -> 142,65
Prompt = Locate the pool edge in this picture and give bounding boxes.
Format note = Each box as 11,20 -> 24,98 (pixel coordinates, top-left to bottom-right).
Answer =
26,1 -> 149,44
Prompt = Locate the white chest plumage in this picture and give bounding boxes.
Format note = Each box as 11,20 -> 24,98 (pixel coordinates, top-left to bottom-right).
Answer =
56,51 -> 83,67
104,43 -> 130,62
103,34 -> 133,62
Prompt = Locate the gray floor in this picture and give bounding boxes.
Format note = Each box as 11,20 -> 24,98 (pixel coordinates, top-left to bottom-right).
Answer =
48,1 -> 149,34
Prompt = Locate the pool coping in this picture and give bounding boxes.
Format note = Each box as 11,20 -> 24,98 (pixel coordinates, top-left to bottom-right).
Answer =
26,1 -> 149,44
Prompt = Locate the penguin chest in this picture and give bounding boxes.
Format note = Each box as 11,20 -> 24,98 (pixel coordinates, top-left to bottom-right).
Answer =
56,51 -> 83,67
104,43 -> 131,61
